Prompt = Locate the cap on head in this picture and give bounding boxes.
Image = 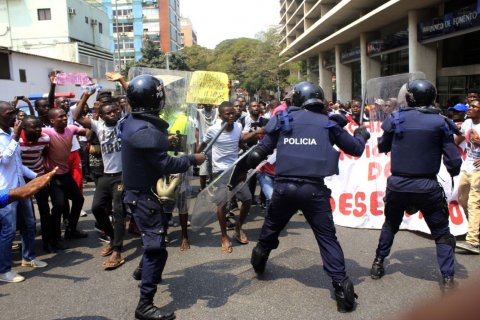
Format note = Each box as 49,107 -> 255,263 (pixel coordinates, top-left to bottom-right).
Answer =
448,103 -> 468,112
291,81 -> 325,111
127,74 -> 165,114
405,79 -> 437,108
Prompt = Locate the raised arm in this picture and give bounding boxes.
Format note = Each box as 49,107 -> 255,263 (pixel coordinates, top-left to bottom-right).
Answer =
48,73 -> 56,108
73,89 -> 96,129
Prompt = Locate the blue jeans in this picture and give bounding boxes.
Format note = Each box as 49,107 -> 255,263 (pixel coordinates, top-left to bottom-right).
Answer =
257,172 -> 274,201
0,199 -> 37,273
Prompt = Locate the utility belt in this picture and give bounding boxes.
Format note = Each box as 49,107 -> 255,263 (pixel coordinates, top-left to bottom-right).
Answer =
275,176 -> 325,185
391,173 -> 436,179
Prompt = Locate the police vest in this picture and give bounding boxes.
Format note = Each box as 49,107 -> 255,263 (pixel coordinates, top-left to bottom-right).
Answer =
119,114 -> 170,191
387,108 -> 446,177
275,108 -> 339,178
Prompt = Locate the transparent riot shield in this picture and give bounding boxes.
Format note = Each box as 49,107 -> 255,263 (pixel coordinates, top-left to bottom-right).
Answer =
128,67 -> 196,200
190,147 -> 256,230
363,72 -> 426,122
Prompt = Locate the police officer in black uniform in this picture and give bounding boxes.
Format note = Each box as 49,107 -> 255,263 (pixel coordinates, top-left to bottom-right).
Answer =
370,79 -> 462,292
119,74 -> 205,320
242,81 -> 370,312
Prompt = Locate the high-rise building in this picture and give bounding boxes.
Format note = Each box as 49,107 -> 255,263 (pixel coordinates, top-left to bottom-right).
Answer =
96,0 -> 182,71
180,17 -> 197,47
279,0 -> 480,106
0,0 -> 113,82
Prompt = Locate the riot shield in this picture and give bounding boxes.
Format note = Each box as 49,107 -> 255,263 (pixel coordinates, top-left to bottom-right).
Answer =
191,147 -> 256,230
363,72 -> 426,121
128,67 -> 196,197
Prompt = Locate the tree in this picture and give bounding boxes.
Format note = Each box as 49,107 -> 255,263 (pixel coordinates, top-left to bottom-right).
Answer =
182,45 -> 214,71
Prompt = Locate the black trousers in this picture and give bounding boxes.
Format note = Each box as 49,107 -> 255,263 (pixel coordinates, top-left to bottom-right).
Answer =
49,172 -> 84,240
91,173 -> 126,251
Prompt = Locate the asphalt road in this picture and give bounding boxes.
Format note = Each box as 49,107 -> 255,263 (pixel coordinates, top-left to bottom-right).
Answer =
2,180 -> 479,320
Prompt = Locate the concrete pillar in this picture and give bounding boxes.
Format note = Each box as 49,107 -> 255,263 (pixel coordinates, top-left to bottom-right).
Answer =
408,10 -> 437,84
360,32 -> 381,97
307,56 -> 319,85
335,44 -> 352,102
318,52 -> 333,101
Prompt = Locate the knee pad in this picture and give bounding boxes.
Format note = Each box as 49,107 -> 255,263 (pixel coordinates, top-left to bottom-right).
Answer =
251,244 -> 270,275
435,234 -> 456,250
333,277 -> 358,313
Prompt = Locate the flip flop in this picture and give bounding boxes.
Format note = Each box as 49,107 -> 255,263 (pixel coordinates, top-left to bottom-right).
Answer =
221,240 -> 233,254
103,258 -> 125,270
234,231 -> 249,245
100,245 -> 114,257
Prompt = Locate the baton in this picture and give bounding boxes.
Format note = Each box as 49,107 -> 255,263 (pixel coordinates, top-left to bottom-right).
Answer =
202,122 -> 228,155
359,89 -> 367,126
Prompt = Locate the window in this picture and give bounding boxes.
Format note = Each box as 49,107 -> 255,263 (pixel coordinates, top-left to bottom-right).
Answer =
99,22 -> 103,34
37,8 -> 51,21
19,69 -> 27,83
85,16 -> 89,23
0,52 -> 11,80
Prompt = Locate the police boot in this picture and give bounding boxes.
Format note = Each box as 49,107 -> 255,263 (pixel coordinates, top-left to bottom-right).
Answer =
135,298 -> 175,320
441,276 -> 456,295
333,277 -> 358,313
251,244 -> 270,275
370,257 -> 385,280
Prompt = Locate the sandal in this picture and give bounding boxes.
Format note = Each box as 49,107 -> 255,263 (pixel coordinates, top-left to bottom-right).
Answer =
100,245 -> 114,257
103,258 -> 125,270
221,238 -> 233,254
234,230 -> 249,245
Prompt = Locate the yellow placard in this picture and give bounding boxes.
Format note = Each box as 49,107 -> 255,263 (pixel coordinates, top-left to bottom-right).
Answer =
186,71 -> 229,105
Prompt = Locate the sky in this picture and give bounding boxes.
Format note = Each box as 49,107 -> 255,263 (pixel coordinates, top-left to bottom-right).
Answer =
180,0 -> 281,49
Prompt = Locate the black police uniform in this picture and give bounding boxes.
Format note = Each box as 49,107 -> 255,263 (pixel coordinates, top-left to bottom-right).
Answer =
372,105 -> 462,284
119,112 -> 196,318
249,101 -> 367,312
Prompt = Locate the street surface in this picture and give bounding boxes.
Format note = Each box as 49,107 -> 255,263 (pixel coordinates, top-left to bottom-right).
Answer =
2,180 -> 479,320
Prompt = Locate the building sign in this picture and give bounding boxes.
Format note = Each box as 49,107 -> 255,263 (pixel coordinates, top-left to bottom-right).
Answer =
367,30 -> 408,56
418,1 -> 480,42
340,47 -> 360,63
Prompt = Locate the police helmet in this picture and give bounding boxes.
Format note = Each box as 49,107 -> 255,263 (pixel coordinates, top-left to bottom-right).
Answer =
405,79 -> 436,108
126,74 -> 165,114
291,81 -> 325,111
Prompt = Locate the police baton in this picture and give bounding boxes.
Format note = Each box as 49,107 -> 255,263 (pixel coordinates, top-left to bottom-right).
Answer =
202,121 -> 228,155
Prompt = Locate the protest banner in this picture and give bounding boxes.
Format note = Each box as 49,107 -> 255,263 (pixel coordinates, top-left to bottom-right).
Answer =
186,71 -> 229,105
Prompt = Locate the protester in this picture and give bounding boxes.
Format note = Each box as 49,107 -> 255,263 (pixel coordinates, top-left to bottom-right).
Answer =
0,101 -> 48,284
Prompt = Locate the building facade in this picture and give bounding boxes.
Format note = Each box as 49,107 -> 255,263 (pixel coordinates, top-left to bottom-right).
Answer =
279,0 -> 480,107
97,0 -> 182,71
180,17 -> 197,47
0,0 -> 113,84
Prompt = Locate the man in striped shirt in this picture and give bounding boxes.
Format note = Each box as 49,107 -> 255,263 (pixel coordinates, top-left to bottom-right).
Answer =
18,116 -> 55,253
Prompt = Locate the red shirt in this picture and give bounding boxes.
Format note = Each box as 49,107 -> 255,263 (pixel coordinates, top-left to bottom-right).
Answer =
19,131 -> 50,175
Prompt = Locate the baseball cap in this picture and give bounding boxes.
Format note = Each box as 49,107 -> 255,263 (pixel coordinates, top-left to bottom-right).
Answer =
448,103 -> 468,112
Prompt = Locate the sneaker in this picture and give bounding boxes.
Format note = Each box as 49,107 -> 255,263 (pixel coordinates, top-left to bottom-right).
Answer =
98,233 -> 111,243
0,271 -> 25,283
370,257 -> 385,279
441,276 -> 456,294
80,210 -> 88,217
21,259 -> 48,268
456,241 -> 480,254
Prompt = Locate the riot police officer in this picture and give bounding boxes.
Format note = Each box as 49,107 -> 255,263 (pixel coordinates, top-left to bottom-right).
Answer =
370,79 -> 462,293
119,75 -> 205,320
243,81 -> 370,312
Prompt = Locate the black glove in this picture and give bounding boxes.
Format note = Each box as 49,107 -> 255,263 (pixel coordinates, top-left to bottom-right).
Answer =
354,127 -> 370,141
329,113 -> 349,128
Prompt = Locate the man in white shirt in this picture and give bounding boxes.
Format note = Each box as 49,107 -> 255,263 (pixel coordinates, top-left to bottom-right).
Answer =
456,99 -> 480,254
0,101 -> 47,283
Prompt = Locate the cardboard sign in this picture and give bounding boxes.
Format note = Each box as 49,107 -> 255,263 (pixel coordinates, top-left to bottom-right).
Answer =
186,71 -> 229,105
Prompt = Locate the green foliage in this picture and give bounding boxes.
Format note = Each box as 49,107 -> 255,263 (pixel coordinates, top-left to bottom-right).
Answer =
121,28 -> 296,98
